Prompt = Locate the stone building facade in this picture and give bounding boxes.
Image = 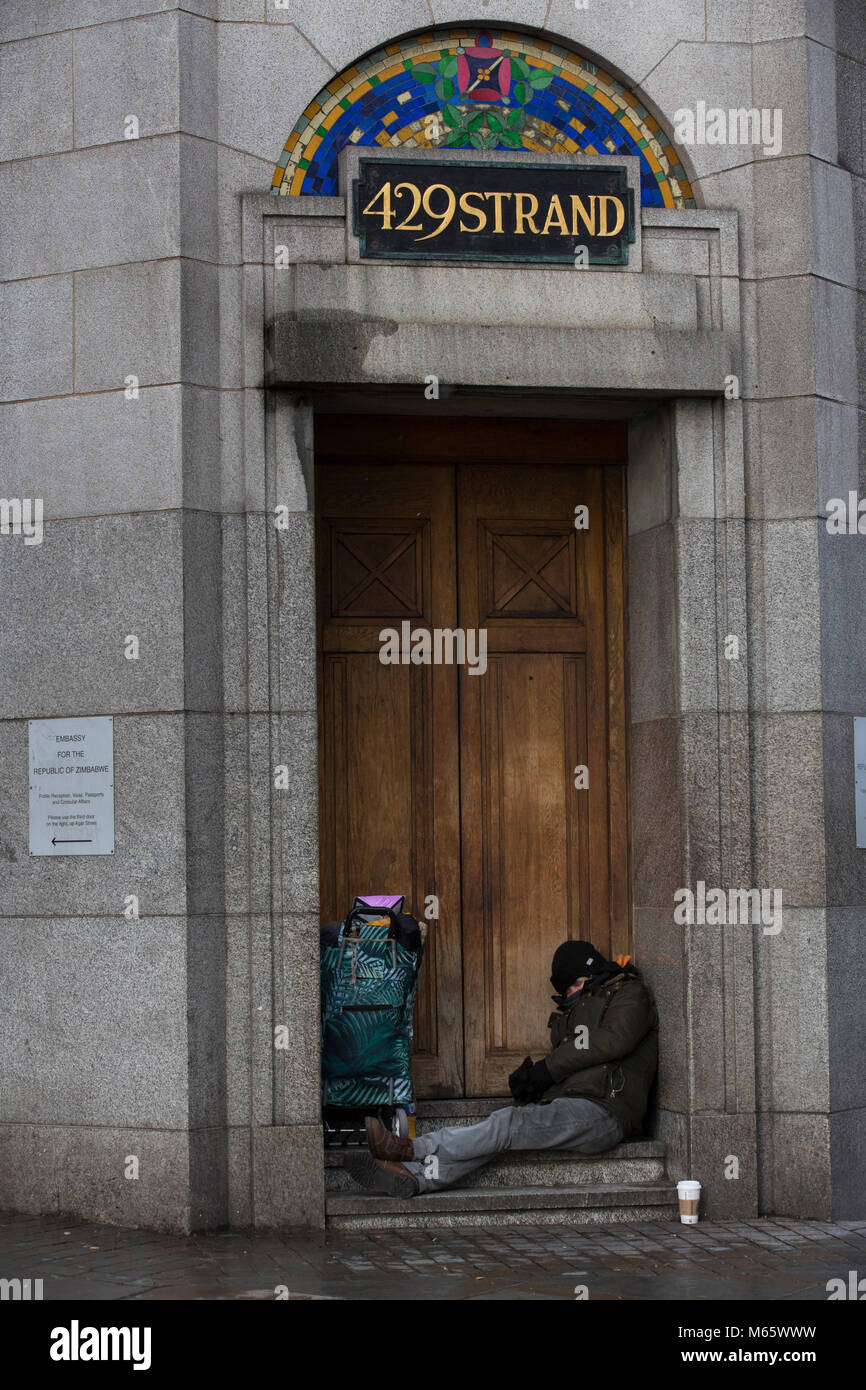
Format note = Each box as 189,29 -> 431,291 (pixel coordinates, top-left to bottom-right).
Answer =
1,0 -> 864,1231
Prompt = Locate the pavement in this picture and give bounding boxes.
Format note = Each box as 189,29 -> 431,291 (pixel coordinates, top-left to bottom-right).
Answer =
2,1211 -> 866,1301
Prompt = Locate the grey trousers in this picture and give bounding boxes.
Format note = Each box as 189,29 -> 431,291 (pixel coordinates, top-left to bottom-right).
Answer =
404,1097 -> 623,1194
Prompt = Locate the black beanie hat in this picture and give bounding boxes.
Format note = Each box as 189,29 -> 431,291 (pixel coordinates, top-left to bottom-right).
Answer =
550,940 -> 603,994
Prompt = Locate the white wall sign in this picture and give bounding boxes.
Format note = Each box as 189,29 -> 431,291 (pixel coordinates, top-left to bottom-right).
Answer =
856,718 -> 866,850
29,716 -> 115,856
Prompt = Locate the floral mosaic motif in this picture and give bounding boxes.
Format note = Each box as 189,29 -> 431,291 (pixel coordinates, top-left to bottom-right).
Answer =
413,33 -> 554,150
272,26 -> 694,210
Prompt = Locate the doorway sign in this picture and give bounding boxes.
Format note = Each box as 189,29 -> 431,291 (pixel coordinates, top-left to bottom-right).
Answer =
29,716 -> 115,855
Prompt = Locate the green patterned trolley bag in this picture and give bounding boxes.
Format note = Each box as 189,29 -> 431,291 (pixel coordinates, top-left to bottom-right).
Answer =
320,895 -> 424,1138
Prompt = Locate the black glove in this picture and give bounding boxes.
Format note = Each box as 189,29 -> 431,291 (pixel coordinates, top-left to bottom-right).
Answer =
509,1056 -> 552,1104
508,1056 -> 534,1102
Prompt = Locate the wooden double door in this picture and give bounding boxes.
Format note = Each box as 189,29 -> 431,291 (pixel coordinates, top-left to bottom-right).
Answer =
316,417 -> 629,1098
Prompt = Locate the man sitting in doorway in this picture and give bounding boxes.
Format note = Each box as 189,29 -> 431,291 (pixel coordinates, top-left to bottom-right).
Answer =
346,940 -> 658,1197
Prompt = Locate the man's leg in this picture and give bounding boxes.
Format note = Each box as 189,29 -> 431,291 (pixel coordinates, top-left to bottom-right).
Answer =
404,1097 -> 622,1194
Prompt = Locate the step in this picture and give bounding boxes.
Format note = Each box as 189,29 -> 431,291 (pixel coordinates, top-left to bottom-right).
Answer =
325,1182 -> 680,1230
325,1141 -> 666,1192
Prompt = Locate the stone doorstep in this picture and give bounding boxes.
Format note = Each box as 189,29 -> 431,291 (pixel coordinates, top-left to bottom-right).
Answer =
327,1182 -> 677,1216
325,1147 -> 666,1192
326,1183 -> 680,1231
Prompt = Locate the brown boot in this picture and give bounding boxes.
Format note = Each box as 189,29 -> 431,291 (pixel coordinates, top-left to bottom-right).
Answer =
344,1152 -> 419,1197
365,1115 -> 414,1163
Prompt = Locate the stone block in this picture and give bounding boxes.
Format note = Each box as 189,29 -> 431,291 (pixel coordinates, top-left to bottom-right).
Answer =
225,915 -> 258,1125
813,278 -> 858,405
818,399 -> 860,512
0,275 -> 73,402
753,276 -> 815,398
252,1123 -> 325,1229
675,518 -> 721,714
545,0 -> 703,86
628,524 -> 677,723
757,1110 -> 831,1218
182,385 -> 239,514
216,144 -> 278,267
183,510 -> 224,711
630,717 -> 683,912
755,907 -> 829,1112
689,915 -> 756,1115
751,714 -> 827,906
632,907 -> 688,1113
642,41 -> 756,177
184,715 -> 226,916
292,264 -> 695,330
217,22 -> 332,164
189,1125 -> 229,1230
179,133 -> 219,264
0,32 -> 72,160
822,718 -> 866,909
221,525 -> 250,716
74,13 -> 182,148
186,917 -> 228,1130
0,512 -> 185,717
277,1 -> 431,65
276,513 -> 316,712
752,155 -> 813,279
827,909 -> 866,1112
830,1107 -> 866,1220
274,716 -> 319,914
74,260 -> 182,394
274,912 -> 321,1126
0,714 -> 187,917
751,40 -> 813,161
0,139 -> 181,280
274,319 -> 732,395
819,529 -> 866,714
834,0 -> 866,63
690,1113 -> 758,1219
0,916 -> 189,1127
674,399 -> 715,518
627,405 -> 672,535
834,56 -> 861,176
227,1124 -> 252,1229
183,260 -> 222,388
0,386 -> 184,519
746,518 -> 822,713
0,1122 -> 195,1231
678,713 -> 724,888
251,909 -> 276,1128
243,516 -> 272,712
178,9 -> 218,140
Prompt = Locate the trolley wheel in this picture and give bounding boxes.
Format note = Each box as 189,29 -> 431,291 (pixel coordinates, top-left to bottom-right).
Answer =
393,1107 -> 409,1138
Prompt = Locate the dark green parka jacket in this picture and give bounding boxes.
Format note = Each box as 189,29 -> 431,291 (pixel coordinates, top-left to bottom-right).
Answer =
540,971 -> 658,1137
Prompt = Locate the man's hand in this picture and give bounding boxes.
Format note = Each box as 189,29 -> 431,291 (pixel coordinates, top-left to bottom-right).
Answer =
508,1056 -> 552,1104
508,1056 -> 536,1100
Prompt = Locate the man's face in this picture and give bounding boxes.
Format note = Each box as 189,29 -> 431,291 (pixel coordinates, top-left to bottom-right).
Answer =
567,976 -> 589,997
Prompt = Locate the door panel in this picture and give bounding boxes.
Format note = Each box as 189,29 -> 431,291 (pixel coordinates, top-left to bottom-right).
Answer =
316,420 -> 629,1100
457,464 -> 609,1095
316,463 -> 464,1096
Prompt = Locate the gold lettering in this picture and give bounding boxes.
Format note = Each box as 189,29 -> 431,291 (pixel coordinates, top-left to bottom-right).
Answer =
483,191 -> 513,234
514,192 -> 540,235
459,190 -> 487,233
597,195 -> 625,236
571,194 -> 597,236
541,194 -> 570,236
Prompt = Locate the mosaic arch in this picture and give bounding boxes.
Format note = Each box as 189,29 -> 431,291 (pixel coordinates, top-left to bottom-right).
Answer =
272,26 -> 694,209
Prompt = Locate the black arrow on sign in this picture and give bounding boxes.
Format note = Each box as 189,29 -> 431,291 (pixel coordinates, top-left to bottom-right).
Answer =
51,837 -> 92,845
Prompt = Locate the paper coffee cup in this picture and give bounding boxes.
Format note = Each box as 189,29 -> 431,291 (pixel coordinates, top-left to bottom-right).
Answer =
677,1178 -> 701,1224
